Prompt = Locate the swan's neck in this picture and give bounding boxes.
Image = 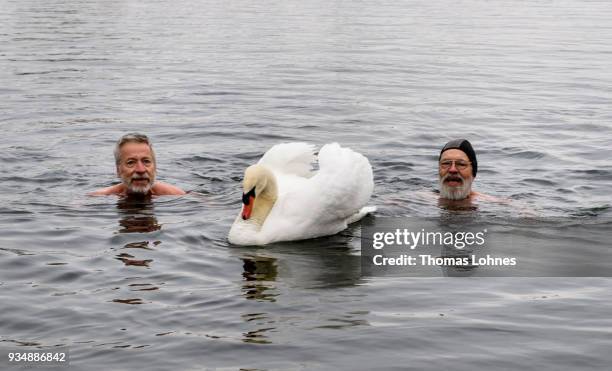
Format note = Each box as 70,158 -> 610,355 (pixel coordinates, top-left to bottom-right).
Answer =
250,175 -> 277,227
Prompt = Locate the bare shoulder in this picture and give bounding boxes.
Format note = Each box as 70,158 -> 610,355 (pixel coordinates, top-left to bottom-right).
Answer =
472,191 -> 510,204
89,184 -> 125,196
152,182 -> 186,196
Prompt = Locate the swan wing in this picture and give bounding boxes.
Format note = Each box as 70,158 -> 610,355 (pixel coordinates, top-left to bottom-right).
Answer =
258,142 -> 316,178
260,143 -> 374,243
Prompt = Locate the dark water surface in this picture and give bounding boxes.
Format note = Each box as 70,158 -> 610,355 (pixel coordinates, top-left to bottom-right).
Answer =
1,0 -> 612,370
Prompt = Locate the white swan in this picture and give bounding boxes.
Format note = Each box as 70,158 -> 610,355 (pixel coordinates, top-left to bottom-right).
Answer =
228,142 -> 375,246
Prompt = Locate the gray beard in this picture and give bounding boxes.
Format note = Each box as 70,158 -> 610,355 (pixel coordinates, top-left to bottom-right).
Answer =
125,176 -> 154,195
439,175 -> 472,200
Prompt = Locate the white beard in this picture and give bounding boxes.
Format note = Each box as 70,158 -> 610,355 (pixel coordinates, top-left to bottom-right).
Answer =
439,174 -> 472,200
124,175 -> 155,195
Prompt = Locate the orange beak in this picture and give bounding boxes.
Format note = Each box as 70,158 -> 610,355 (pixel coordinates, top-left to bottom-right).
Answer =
242,195 -> 255,220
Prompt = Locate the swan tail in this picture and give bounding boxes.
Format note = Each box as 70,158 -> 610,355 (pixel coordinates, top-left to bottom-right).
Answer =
346,206 -> 377,225
316,143 -> 374,219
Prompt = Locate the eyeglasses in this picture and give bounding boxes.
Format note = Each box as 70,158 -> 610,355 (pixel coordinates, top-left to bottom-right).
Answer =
439,160 -> 471,170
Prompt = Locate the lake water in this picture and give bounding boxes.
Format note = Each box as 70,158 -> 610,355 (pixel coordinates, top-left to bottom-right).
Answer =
1,0 -> 612,369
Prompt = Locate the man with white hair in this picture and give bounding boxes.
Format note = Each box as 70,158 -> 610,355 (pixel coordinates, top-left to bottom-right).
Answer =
91,133 -> 185,196
438,139 -> 479,201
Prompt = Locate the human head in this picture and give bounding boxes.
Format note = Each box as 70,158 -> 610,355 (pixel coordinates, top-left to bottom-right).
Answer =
438,139 -> 477,200
114,133 -> 157,195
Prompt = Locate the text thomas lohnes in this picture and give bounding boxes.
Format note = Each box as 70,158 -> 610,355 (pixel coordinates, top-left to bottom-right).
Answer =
373,254 -> 517,266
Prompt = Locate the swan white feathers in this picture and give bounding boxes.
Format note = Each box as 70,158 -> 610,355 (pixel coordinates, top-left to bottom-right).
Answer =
228,142 -> 375,246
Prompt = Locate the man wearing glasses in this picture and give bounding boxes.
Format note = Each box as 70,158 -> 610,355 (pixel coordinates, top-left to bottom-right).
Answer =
438,139 -> 479,201
91,133 -> 186,196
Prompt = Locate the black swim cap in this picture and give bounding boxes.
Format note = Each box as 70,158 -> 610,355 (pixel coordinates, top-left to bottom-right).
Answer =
439,139 -> 477,177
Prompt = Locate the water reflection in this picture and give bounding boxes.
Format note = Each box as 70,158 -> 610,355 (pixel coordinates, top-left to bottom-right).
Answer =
234,231 -> 364,291
114,197 -> 160,268
238,255 -> 278,344
112,298 -> 145,305
114,253 -> 153,267
116,197 -> 161,233
437,197 -> 479,212
111,198 -> 161,304
241,255 -> 279,302
241,323 -> 274,345
234,230 -> 368,344
439,244 -> 479,277
436,213 -> 481,277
